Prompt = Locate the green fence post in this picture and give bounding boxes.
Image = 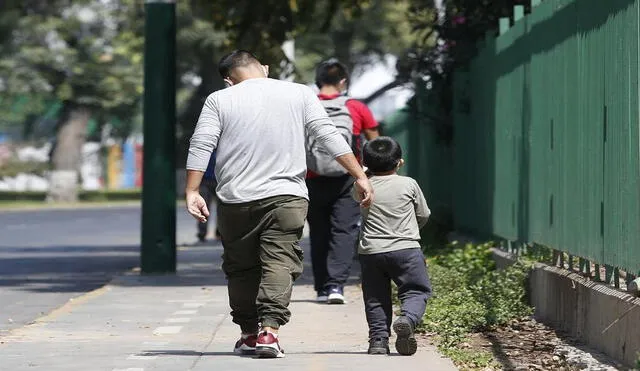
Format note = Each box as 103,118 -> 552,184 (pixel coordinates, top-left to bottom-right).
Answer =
514,5 -> 525,22
585,260 -> 591,277
141,0 -> 177,274
499,17 -> 511,35
605,265 -> 614,284
594,264 -> 601,281
579,258 -> 586,274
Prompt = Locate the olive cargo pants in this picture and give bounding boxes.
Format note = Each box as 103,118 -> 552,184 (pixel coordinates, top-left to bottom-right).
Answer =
217,195 -> 308,333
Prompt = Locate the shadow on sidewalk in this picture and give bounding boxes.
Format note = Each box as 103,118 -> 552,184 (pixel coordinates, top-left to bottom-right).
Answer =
139,350 -> 380,357
109,238 -> 363,290
0,237 -> 363,293
0,244 -> 139,293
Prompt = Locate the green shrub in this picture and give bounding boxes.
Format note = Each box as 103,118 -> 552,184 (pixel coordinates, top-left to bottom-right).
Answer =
0,160 -> 50,178
431,242 -> 496,283
473,264 -> 531,326
440,347 -> 497,370
420,242 -> 533,359
0,191 -> 47,202
0,189 -> 144,203
78,189 -> 142,202
423,281 -> 488,347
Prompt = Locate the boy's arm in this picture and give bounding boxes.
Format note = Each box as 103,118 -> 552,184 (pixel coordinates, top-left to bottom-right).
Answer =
413,181 -> 431,228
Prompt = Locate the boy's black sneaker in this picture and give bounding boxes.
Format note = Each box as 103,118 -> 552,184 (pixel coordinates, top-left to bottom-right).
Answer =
393,316 -> 418,356
368,337 -> 390,355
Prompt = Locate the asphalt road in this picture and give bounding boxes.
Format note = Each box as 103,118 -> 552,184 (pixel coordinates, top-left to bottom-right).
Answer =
0,204 -> 205,336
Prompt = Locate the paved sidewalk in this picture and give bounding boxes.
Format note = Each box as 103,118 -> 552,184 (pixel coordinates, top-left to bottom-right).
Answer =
0,240 -> 457,371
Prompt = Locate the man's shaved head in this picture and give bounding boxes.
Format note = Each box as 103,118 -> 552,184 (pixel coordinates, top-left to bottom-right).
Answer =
218,50 -> 262,79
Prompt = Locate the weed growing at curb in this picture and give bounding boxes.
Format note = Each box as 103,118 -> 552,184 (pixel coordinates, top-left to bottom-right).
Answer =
419,242 -> 533,369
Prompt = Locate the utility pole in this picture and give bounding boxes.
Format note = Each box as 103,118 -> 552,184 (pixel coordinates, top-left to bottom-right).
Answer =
141,0 -> 176,274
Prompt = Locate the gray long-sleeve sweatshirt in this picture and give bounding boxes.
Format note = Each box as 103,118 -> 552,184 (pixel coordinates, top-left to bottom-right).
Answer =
354,174 -> 431,255
186,78 -> 353,204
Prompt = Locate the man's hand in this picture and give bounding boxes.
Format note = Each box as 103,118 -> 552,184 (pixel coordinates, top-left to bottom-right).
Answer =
334,153 -> 374,207
354,176 -> 374,208
186,191 -> 210,223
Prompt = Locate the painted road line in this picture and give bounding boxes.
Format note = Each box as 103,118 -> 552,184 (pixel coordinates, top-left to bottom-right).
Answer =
172,310 -> 197,315
142,341 -> 169,346
164,318 -> 191,324
168,299 -> 212,303
191,295 -> 212,300
153,326 -> 183,335
182,302 -> 204,308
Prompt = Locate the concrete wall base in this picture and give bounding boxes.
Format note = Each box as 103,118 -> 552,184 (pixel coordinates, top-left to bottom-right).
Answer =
491,248 -> 640,367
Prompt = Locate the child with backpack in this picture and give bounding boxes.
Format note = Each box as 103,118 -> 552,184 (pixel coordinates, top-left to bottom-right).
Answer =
305,58 -> 379,305
353,136 -> 433,356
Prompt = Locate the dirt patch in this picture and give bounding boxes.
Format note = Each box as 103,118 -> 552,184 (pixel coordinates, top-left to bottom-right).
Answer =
417,317 -> 625,370
466,317 -> 575,370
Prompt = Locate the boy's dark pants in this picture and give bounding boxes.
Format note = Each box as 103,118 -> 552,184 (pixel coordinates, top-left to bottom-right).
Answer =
359,248 -> 433,339
306,175 -> 360,292
217,195 -> 308,333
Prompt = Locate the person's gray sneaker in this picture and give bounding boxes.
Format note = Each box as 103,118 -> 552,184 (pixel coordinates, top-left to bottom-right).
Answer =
393,316 -> 417,355
368,337 -> 390,355
327,286 -> 345,304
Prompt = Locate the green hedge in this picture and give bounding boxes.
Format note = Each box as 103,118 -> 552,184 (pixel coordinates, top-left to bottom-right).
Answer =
0,189 -> 143,202
0,161 -> 50,178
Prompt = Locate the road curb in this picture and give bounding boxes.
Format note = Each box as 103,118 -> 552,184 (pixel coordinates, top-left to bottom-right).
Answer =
0,201 -> 141,213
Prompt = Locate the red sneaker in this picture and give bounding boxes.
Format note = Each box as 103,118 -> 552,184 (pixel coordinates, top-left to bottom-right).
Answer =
255,331 -> 285,358
233,334 -> 257,354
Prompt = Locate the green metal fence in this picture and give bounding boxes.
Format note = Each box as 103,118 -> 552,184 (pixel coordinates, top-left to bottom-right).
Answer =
453,0 -> 640,278
383,82 -> 453,222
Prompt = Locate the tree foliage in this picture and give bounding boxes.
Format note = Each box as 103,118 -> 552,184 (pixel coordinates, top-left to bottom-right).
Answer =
173,0 -> 379,163
0,0 -> 143,129
294,0 -> 416,85
403,0 -> 529,145
0,0 -> 144,201
191,0 -> 372,77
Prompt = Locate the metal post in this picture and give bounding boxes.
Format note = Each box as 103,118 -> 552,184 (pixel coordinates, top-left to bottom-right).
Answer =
141,0 -> 176,274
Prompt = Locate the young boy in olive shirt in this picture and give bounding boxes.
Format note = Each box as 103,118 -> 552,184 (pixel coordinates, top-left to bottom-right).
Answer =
354,136 -> 433,356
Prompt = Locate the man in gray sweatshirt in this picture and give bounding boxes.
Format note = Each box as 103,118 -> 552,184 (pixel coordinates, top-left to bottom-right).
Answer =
185,50 -> 373,359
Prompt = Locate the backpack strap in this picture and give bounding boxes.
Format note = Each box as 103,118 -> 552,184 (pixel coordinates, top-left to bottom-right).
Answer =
320,95 -> 351,107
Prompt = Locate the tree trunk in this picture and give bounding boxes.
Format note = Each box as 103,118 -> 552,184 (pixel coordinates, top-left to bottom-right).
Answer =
47,105 -> 91,203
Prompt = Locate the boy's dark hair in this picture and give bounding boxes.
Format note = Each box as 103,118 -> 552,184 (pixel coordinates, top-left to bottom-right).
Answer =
218,50 -> 261,78
363,136 -> 402,173
315,58 -> 350,88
